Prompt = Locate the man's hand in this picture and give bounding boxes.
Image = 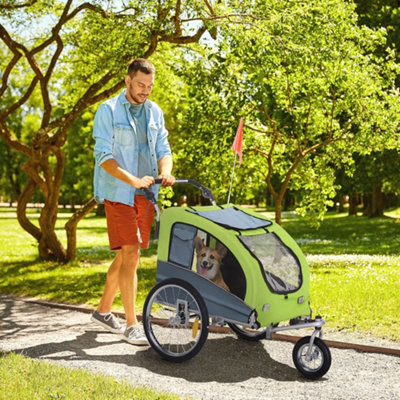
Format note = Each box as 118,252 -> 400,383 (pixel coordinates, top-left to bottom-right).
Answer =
135,175 -> 155,189
157,173 -> 176,187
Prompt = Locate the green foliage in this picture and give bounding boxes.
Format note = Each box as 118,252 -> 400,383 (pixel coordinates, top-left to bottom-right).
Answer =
172,0 -> 400,220
0,352 -> 181,400
60,110 -> 96,205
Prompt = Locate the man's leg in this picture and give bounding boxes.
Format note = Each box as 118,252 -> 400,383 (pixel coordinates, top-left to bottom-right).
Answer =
97,251 -> 122,313
91,251 -> 125,333
118,243 -> 140,327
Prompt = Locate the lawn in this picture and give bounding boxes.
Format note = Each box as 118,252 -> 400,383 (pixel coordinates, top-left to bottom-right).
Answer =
0,352 -> 182,400
0,207 -> 399,340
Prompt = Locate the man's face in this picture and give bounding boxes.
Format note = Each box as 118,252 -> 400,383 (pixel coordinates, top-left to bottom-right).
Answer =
125,71 -> 154,104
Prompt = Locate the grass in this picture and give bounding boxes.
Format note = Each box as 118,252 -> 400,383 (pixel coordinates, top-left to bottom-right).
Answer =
308,254 -> 400,339
0,352 -> 182,400
0,208 -> 157,311
283,211 -> 400,255
0,207 -> 399,341
281,209 -> 400,340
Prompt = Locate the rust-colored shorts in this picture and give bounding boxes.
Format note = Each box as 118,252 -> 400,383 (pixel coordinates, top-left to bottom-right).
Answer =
104,196 -> 155,250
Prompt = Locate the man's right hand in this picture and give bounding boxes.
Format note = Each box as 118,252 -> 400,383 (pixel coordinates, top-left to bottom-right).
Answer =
101,159 -> 155,190
135,175 -> 155,189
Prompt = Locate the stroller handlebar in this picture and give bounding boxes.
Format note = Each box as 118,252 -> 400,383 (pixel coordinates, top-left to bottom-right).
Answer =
141,179 -> 216,239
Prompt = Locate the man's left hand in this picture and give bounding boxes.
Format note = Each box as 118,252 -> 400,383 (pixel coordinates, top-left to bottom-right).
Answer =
158,173 -> 176,187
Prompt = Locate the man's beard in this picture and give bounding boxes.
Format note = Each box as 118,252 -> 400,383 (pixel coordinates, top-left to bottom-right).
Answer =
128,87 -> 147,104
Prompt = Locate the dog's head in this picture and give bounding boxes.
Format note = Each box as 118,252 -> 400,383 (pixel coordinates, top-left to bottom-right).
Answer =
194,236 -> 227,280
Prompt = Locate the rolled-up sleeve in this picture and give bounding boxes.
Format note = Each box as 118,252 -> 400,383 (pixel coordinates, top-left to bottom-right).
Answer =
93,104 -> 114,166
155,110 -> 172,160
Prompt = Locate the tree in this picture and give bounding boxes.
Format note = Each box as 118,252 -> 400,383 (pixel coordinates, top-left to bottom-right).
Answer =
175,0 -> 400,224
0,0 -> 244,261
337,150 -> 400,217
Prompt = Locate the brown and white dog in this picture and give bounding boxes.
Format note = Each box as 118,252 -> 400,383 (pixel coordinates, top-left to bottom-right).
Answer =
194,236 -> 229,291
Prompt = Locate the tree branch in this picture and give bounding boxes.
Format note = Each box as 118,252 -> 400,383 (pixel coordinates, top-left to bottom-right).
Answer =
0,122 -> 32,156
0,76 -> 39,120
160,25 -> 208,44
0,1 -> 37,9
0,52 -> 21,97
16,178 -> 42,241
41,35 -> 64,128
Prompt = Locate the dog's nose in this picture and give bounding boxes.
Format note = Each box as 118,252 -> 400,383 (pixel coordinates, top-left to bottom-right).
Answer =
202,261 -> 208,267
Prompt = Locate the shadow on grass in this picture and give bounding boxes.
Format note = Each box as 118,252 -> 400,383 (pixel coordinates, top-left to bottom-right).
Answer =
0,257 -> 157,308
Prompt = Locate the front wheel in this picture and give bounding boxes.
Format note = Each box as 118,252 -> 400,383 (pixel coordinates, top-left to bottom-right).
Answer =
292,336 -> 332,379
142,278 -> 209,362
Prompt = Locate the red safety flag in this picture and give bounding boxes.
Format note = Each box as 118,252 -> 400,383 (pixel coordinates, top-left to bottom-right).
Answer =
231,117 -> 244,165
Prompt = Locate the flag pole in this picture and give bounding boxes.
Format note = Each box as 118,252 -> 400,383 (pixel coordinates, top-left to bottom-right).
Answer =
227,151 -> 237,204
227,117 -> 244,204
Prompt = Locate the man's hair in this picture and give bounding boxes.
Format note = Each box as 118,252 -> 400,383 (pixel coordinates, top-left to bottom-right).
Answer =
127,58 -> 155,77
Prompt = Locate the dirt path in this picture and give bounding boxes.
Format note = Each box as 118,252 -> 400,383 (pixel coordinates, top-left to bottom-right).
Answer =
1,294 -> 399,400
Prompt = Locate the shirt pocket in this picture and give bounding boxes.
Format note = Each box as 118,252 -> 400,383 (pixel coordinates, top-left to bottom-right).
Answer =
114,125 -> 134,146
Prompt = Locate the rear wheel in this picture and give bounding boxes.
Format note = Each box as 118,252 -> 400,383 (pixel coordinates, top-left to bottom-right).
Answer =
228,323 -> 267,341
143,278 -> 209,362
292,336 -> 331,379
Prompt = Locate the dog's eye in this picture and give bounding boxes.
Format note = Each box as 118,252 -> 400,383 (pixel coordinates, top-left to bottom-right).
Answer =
201,253 -> 206,257
210,254 -> 215,259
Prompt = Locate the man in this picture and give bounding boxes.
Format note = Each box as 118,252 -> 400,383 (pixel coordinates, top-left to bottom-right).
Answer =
91,58 -> 175,345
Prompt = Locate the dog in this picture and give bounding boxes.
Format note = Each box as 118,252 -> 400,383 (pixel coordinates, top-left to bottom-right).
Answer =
194,236 -> 230,291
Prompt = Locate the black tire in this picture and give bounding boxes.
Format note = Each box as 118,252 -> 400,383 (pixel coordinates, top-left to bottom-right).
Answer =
292,336 -> 332,379
228,323 -> 267,341
142,278 -> 209,362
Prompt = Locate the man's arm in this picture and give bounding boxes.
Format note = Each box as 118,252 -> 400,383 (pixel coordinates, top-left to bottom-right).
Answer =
101,159 -> 155,189
158,155 -> 175,186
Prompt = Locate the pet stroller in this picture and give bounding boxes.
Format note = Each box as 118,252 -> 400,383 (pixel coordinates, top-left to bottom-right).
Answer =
142,179 -> 332,379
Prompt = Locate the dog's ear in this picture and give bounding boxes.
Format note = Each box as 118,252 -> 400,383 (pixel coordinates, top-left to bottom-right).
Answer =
216,243 -> 227,258
194,236 -> 204,252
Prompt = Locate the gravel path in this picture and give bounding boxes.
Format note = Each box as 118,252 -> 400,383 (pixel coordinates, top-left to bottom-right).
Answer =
1,294 -> 399,400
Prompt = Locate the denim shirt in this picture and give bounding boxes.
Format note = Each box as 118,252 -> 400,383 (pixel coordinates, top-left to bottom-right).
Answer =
93,90 -> 172,205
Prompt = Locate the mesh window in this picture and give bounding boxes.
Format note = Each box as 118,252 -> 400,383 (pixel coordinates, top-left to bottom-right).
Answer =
239,233 -> 301,294
168,224 -> 246,298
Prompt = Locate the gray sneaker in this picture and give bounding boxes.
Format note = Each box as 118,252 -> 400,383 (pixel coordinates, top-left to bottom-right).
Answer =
91,311 -> 124,334
122,324 -> 149,346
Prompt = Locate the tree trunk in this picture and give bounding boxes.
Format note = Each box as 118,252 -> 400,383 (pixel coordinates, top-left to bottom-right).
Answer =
38,195 -> 67,261
65,197 -> 98,260
95,203 -> 105,216
362,194 -> 371,216
348,192 -> 358,216
16,178 -> 42,241
370,183 -> 384,217
338,195 -> 346,213
274,196 -> 283,225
